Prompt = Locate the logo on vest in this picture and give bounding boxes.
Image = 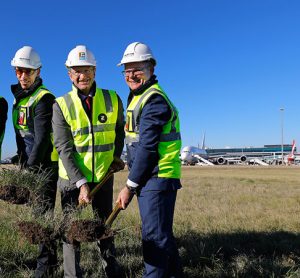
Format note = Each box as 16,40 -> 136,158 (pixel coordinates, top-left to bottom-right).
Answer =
18,107 -> 27,126
98,113 -> 107,123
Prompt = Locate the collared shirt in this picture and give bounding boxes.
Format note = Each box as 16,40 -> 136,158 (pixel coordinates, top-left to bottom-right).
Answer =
52,83 -> 125,190
76,82 -> 96,119
78,92 -> 93,120
126,86 -> 181,191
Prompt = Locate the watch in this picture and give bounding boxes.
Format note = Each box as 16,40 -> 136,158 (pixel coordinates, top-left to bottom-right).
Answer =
126,184 -> 137,194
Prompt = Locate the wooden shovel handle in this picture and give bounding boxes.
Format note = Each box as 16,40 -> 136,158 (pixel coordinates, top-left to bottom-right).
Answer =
89,169 -> 114,199
77,169 -> 114,208
105,203 -> 122,227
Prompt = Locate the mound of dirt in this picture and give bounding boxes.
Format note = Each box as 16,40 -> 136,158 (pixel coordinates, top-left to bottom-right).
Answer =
0,185 -> 31,204
17,221 -> 55,244
66,220 -> 115,243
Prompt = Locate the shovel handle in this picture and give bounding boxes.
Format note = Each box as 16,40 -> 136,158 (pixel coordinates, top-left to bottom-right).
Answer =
77,158 -> 125,208
77,170 -> 114,208
105,203 -> 122,227
89,169 -> 114,199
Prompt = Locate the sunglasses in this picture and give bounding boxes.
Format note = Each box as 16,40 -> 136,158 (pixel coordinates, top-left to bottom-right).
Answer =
15,68 -> 36,76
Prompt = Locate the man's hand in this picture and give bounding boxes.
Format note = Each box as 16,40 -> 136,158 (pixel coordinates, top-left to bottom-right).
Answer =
78,183 -> 91,205
116,186 -> 134,209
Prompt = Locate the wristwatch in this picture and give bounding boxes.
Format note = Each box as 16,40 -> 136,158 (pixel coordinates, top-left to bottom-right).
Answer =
126,184 -> 137,194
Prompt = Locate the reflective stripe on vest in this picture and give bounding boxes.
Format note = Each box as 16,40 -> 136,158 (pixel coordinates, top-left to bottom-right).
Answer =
125,83 -> 181,178
56,87 -> 118,182
12,87 -> 58,162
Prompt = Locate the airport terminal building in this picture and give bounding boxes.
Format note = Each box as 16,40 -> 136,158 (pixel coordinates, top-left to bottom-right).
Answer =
206,144 -> 294,156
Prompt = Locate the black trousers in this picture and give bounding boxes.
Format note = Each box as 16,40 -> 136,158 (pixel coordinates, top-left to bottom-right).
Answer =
60,176 -> 120,277
34,166 -> 58,278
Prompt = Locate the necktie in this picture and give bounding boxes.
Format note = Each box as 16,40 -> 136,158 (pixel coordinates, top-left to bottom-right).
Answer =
85,96 -> 92,111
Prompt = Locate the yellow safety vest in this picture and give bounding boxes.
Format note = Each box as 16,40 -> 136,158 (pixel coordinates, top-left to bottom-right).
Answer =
125,83 -> 181,178
12,86 -> 58,162
56,86 -> 119,182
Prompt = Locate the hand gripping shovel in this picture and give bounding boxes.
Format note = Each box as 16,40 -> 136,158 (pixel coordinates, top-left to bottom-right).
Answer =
78,157 -> 125,207
103,188 -> 135,233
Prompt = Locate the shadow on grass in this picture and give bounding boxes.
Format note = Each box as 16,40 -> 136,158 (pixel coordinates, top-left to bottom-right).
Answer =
0,254 -> 36,277
3,231 -> 300,277
177,230 -> 300,277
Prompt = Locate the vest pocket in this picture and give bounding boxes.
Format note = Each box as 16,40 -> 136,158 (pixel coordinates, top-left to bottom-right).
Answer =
126,110 -> 134,132
17,106 -> 28,126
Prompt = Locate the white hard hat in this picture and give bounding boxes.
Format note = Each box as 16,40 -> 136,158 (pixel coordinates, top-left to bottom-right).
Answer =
65,45 -> 96,67
11,46 -> 42,69
117,42 -> 156,66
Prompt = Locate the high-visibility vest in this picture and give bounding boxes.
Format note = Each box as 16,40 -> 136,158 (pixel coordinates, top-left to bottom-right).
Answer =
12,86 -> 58,162
125,83 -> 181,178
56,86 -> 119,182
0,96 -> 5,160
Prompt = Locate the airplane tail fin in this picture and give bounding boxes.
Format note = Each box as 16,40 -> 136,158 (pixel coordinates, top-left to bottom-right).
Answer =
291,140 -> 296,156
288,140 -> 296,161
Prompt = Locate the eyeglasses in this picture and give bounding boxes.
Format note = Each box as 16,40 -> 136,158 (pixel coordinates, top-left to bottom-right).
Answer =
122,67 -> 146,77
15,68 -> 36,76
69,68 -> 95,76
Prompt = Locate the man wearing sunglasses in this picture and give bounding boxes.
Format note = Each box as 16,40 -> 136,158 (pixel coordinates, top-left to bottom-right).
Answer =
116,42 -> 183,277
52,45 -> 124,277
11,46 -> 58,277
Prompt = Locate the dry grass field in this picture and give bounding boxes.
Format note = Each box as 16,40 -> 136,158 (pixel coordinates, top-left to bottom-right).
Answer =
1,165 -> 300,277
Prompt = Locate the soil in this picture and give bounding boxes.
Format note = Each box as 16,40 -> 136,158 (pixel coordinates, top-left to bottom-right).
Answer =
0,185 -> 31,204
66,220 -> 115,243
17,219 -> 115,245
17,221 -> 55,244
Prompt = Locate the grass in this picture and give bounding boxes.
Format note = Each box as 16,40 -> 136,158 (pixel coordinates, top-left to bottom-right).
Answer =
1,165 -> 300,277
0,165 -> 52,193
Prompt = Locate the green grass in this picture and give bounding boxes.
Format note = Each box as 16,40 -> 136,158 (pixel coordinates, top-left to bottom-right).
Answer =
1,165 -> 300,277
0,165 -> 52,193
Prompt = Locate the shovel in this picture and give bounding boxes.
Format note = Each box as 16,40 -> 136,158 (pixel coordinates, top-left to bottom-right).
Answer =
105,202 -> 122,228
78,157 -> 125,207
103,188 -> 135,231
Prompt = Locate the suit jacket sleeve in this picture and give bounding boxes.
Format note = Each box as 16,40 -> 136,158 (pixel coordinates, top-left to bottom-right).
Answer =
27,94 -> 54,167
52,101 -> 85,184
128,94 -> 171,185
114,95 -> 125,158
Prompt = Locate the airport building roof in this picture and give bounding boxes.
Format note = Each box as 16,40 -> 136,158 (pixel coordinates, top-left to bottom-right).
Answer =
206,144 -> 294,155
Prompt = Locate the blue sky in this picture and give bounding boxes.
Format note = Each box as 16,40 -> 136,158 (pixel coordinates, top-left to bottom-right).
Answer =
0,0 -> 299,158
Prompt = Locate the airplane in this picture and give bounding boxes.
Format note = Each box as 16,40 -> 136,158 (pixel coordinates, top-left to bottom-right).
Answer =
180,145 -> 212,165
180,145 -> 248,165
180,132 -> 250,165
181,140 -> 298,166
286,140 -> 296,164
258,140 -> 298,165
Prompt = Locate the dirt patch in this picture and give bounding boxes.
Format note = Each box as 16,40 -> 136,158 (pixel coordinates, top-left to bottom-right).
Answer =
66,220 -> 115,243
0,185 -> 31,204
17,221 -> 55,244
17,220 -> 116,245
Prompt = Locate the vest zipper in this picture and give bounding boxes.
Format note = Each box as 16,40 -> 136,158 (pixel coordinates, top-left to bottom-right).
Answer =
90,100 -> 95,183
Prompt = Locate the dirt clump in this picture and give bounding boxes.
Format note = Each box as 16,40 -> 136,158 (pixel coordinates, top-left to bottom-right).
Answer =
0,185 -> 31,204
17,221 -> 55,244
66,220 -> 115,243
